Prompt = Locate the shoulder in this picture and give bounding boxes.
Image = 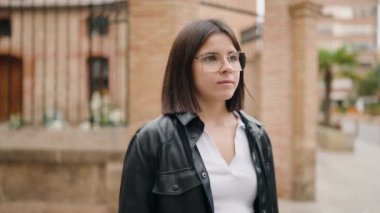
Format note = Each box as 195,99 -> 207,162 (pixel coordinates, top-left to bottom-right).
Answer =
237,110 -> 264,129
134,114 -> 176,145
237,110 -> 272,141
238,111 -> 274,157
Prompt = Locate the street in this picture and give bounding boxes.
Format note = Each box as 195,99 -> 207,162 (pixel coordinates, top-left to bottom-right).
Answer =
357,122 -> 380,145
279,136 -> 380,213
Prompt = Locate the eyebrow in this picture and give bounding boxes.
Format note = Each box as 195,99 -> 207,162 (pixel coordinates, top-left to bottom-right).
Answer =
199,51 -> 219,56
199,51 -> 238,56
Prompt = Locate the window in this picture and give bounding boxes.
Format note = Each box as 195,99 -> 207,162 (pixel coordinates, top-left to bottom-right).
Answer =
87,15 -> 109,36
358,61 -> 373,69
322,6 -> 353,20
353,6 -> 377,18
335,24 -> 373,37
318,24 -> 333,36
88,57 -> 109,98
351,42 -> 373,52
241,24 -> 263,43
0,18 -> 11,37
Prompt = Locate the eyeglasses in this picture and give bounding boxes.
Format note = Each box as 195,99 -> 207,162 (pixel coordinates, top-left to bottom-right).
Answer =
194,51 -> 246,72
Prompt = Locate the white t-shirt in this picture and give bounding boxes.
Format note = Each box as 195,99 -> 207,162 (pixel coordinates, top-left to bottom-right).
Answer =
196,114 -> 257,213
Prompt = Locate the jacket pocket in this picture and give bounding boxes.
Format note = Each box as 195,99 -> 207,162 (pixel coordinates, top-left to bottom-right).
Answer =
152,169 -> 202,195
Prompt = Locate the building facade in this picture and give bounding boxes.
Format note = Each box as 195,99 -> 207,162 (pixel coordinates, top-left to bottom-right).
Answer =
0,0 -> 321,211
318,0 -> 377,70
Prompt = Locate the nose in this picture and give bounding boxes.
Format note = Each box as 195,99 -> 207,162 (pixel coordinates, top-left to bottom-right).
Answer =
219,57 -> 234,73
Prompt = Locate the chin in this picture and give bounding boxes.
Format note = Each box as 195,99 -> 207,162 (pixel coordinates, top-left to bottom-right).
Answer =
219,93 -> 235,101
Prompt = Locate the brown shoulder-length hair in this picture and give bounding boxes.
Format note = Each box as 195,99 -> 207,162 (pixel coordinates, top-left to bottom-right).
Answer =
161,19 -> 245,114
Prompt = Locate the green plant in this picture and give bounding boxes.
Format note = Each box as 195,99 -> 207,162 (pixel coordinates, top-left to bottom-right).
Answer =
42,109 -> 68,129
358,70 -> 380,96
365,103 -> 380,115
319,46 -> 357,126
89,91 -> 125,127
8,113 -> 23,129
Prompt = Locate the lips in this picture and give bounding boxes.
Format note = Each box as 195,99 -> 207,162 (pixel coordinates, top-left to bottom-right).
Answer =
217,80 -> 234,84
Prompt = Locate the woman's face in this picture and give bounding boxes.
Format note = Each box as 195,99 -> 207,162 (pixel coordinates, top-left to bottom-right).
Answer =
192,33 -> 240,104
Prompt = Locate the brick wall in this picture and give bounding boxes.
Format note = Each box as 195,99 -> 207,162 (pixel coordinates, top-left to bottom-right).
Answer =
128,0 -> 199,124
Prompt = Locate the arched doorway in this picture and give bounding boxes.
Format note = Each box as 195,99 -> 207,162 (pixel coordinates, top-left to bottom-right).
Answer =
0,56 -> 23,122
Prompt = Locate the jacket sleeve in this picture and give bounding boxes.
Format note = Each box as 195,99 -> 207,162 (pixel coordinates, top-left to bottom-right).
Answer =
262,130 -> 279,213
119,134 -> 156,213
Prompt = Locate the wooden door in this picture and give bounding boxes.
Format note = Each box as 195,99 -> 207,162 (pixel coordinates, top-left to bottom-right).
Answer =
0,56 -> 22,122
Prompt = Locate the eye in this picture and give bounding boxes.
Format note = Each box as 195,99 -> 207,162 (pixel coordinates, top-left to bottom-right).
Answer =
228,53 -> 239,62
202,54 -> 218,62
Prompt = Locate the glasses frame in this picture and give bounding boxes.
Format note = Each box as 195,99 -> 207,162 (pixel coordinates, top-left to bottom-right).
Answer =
194,51 -> 246,73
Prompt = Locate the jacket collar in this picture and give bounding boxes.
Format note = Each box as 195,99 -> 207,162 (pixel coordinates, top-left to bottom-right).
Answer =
236,110 -> 263,127
175,110 -> 264,130
174,113 -> 203,149
174,111 -> 263,127
175,112 -> 199,126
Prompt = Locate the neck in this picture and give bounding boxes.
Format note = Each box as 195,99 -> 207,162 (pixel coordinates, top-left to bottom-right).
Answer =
197,99 -> 234,126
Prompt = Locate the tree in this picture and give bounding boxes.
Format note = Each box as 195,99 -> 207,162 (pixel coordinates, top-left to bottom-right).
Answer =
318,46 -> 357,126
358,69 -> 380,97
358,71 -> 379,96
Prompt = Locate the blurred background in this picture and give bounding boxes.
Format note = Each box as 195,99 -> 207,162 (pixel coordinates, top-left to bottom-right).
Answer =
0,0 -> 379,212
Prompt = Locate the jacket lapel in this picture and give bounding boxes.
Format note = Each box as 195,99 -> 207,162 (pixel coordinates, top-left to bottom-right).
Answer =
175,113 -> 214,212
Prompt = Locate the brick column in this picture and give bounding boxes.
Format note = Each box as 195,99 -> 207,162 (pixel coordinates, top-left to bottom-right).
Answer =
261,0 -> 294,199
289,1 -> 321,200
127,0 -> 199,125
261,0 -> 320,200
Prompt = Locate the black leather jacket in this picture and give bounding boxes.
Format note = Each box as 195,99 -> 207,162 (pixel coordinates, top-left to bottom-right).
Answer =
119,111 -> 278,213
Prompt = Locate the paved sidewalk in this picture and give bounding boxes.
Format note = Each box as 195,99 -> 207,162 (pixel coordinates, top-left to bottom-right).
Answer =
279,139 -> 380,213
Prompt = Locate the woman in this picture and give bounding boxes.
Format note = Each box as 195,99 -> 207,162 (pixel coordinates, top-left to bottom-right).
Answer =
119,19 -> 278,213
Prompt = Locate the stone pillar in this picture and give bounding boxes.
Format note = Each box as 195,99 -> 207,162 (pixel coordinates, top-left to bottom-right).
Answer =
289,1 -> 320,200
127,0 -> 199,125
261,0 -> 320,200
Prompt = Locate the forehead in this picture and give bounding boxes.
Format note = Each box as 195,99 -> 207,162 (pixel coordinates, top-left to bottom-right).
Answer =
197,32 -> 236,54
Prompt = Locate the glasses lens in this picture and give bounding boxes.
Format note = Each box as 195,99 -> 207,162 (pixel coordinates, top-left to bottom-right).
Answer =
199,52 -> 246,72
228,52 -> 241,71
202,54 -> 221,72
